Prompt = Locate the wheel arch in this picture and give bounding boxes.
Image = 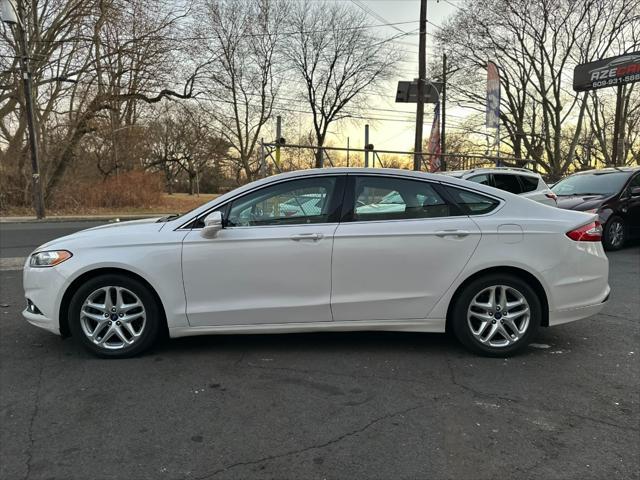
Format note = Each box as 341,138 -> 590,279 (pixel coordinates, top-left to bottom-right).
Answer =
445,266 -> 549,332
58,267 -> 168,338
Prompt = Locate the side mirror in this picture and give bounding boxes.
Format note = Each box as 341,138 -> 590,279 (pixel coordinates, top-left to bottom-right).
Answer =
630,186 -> 640,198
201,211 -> 224,238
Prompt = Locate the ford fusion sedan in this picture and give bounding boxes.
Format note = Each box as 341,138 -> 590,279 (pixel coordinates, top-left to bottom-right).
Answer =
23,168 -> 609,358
552,167 -> 640,250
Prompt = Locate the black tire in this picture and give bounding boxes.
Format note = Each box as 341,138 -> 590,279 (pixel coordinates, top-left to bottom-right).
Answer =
451,273 -> 542,357
68,274 -> 161,358
602,216 -> 626,251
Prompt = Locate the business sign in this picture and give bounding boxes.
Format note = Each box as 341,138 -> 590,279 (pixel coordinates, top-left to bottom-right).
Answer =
486,61 -> 500,128
395,80 -> 442,104
573,52 -> 640,92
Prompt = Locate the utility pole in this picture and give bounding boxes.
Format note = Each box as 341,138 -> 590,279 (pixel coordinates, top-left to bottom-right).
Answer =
2,0 -> 45,218
441,53 -> 447,171
413,0 -> 427,171
275,115 -> 282,168
346,137 -> 350,167
611,84 -> 623,166
364,125 -> 370,168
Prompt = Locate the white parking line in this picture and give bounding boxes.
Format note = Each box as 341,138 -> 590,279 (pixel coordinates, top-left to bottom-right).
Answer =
0,257 -> 26,271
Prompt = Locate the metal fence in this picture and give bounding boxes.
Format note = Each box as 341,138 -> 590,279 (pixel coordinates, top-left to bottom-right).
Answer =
260,142 -> 536,175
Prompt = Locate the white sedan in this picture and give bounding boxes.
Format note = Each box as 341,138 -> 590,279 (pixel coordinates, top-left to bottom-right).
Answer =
23,168 -> 610,358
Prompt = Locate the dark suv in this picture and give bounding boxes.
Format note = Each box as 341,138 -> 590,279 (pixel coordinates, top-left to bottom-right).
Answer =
552,167 -> 640,250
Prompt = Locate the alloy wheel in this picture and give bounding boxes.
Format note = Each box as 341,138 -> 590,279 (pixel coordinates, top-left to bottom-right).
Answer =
467,285 -> 530,348
607,220 -> 624,249
80,286 -> 147,350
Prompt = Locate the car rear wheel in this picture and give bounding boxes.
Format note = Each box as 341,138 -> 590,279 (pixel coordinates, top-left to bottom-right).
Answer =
68,274 -> 161,358
451,274 -> 541,357
603,216 -> 626,251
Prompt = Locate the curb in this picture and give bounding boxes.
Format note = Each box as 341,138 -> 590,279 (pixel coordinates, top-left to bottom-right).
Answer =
0,214 -> 164,224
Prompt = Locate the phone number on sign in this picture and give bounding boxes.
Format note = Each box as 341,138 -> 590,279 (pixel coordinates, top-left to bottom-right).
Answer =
592,73 -> 640,88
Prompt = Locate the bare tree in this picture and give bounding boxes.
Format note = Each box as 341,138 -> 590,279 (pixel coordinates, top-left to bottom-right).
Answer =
196,0 -> 287,181
435,0 -> 638,179
287,0 -> 398,168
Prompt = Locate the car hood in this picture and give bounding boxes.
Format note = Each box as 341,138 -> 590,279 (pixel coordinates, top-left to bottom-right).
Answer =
34,217 -> 164,252
556,194 -> 612,211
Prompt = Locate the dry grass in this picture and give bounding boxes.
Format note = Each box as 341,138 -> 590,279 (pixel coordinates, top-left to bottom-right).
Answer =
2,192 -> 218,217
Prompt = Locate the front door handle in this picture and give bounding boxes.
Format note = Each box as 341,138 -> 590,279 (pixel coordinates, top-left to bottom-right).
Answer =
435,229 -> 470,238
290,233 -> 324,241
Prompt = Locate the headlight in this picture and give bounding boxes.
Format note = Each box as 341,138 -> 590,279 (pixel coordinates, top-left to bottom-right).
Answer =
29,250 -> 73,267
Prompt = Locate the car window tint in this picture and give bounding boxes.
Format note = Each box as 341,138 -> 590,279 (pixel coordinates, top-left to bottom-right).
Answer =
227,177 -> 337,226
519,175 -> 539,193
353,177 -> 455,221
444,186 -> 499,215
629,174 -> 640,189
493,174 -> 522,194
468,174 -> 491,185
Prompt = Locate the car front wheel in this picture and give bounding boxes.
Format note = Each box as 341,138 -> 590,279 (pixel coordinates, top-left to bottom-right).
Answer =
603,216 -> 626,251
451,274 -> 541,357
68,274 -> 161,358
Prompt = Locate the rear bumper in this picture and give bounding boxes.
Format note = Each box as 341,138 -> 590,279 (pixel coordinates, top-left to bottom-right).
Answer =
548,284 -> 610,326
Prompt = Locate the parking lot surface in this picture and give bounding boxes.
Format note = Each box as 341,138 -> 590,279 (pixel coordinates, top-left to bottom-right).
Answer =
0,228 -> 638,479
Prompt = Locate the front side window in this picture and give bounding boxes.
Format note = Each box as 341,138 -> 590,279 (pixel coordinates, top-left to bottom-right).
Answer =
352,176 -> 454,221
493,174 -> 522,194
444,186 -> 500,215
227,177 -> 338,226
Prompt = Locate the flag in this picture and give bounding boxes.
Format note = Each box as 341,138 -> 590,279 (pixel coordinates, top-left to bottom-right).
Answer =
428,102 -> 441,172
486,61 -> 500,128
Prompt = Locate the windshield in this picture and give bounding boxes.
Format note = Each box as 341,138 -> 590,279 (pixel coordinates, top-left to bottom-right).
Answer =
552,172 -> 630,196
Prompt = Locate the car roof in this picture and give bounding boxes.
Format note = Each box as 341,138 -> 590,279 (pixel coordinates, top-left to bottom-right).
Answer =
570,167 -> 639,176
174,167 -> 515,226
438,167 -> 540,178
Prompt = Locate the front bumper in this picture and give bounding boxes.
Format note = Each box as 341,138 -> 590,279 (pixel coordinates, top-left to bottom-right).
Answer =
22,260 -> 68,336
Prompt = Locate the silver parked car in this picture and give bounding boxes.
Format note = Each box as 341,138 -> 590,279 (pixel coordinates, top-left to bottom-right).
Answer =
439,167 -> 557,206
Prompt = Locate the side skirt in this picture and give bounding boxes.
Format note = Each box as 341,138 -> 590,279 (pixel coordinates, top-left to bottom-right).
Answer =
169,318 -> 446,338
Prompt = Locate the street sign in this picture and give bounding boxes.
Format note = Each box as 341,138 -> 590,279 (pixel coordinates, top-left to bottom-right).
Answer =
395,80 -> 442,103
573,52 -> 640,92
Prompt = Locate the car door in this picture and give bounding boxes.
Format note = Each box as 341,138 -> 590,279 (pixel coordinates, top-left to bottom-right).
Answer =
331,175 -> 483,321
623,173 -> 640,237
181,175 -> 345,327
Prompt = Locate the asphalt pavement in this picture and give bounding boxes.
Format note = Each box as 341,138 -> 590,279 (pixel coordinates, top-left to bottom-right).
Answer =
0,222 -> 638,480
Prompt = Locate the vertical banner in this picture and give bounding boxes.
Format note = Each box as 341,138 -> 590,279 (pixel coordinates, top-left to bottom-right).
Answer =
486,61 -> 501,165
428,102 -> 441,172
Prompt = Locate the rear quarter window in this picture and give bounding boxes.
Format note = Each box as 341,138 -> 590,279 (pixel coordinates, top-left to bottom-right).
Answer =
519,175 -> 539,193
444,186 -> 500,215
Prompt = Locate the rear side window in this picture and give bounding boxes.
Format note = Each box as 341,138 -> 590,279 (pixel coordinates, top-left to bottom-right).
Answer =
352,176 -> 457,221
444,186 -> 499,215
519,175 -> 539,193
493,174 -> 522,194
467,174 -> 491,186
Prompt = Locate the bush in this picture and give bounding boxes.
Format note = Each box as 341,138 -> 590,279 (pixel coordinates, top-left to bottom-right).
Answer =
50,170 -> 164,211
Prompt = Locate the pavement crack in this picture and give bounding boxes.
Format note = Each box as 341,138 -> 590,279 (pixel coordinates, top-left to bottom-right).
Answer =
194,403 -> 426,479
24,360 -> 44,480
598,312 -> 639,323
445,356 -> 520,403
567,412 -> 639,432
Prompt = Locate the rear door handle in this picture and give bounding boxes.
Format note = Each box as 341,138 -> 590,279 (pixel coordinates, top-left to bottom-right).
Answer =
290,233 -> 323,241
435,229 -> 470,238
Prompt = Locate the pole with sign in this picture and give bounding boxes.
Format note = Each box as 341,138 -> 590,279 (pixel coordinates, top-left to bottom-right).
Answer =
486,61 -> 501,166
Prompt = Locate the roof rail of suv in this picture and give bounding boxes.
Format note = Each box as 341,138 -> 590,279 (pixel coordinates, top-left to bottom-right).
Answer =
466,166 -> 536,175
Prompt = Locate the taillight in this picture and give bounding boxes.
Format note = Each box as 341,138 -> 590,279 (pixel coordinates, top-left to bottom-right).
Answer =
545,192 -> 558,201
566,221 -> 602,242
